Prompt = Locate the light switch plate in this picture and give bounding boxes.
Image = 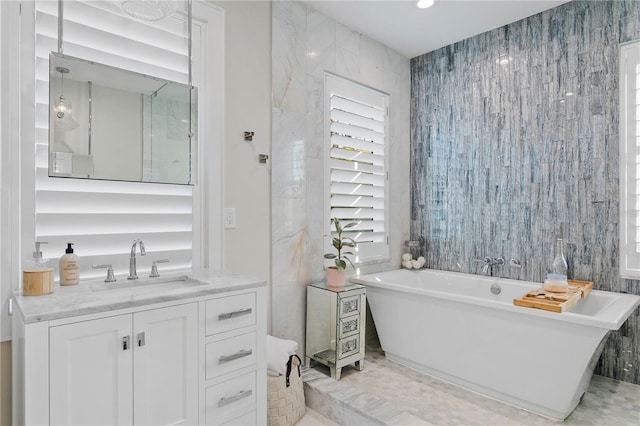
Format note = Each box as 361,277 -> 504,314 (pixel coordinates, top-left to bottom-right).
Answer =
224,208 -> 236,229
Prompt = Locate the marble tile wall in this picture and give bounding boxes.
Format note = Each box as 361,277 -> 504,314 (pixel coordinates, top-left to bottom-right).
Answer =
411,0 -> 640,384
271,1 -> 411,356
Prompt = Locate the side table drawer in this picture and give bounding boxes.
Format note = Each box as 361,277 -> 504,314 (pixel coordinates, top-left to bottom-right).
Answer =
206,293 -> 256,335
338,315 -> 361,339
338,334 -> 360,359
339,294 -> 362,318
206,371 -> 256,426
206,332 -> 256,379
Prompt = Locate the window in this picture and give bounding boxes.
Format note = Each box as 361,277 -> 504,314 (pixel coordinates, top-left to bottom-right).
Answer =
620,41 -> 640,279
325,73 -> 389,265
33,0 -> 195,278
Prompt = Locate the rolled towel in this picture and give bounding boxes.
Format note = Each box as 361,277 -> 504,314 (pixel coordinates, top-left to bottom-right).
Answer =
402,253 -> 413,261
267,335 -> 299,375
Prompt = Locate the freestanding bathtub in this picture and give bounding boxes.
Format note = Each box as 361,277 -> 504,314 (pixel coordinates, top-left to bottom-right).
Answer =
351,269 -> 640,420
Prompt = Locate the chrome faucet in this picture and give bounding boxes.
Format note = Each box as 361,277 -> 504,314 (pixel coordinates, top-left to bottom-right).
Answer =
128,239 -> 146,280
473,256 -> 505,275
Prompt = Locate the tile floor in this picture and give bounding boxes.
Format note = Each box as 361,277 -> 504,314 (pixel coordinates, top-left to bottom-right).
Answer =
302,345 -> 640,425
297,408 -> 338,426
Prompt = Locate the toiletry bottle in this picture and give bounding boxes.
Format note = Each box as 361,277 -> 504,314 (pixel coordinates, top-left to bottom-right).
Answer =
59,243 -> 79,286
544,238 -> 568,292
23,241 -> 55,296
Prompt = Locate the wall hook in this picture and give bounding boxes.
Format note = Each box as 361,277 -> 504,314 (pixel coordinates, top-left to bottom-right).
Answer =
244,131 -> 254,141
259,154 -> 269,164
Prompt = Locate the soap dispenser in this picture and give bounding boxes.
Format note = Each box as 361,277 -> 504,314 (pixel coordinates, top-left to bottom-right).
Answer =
60,243 -> 80,286
23,241 -> 54,296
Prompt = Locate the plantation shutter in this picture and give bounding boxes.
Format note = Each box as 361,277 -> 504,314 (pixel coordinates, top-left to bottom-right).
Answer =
34,0 -> 193,279
326,74 -> 389,264
620,41 -> 640,278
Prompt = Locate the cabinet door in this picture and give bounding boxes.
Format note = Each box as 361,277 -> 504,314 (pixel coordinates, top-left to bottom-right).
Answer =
133,303 -> 198,425
50,314 -> 133,426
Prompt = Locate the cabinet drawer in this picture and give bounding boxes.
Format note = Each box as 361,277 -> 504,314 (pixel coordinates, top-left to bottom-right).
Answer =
338,315 -> 361,339
206,332 -> 256,379
206,371 -> 256,426
221,410 -> 256,426
339,294 -> 361,318
206,293 -> 256,335
338,334 -> 360,359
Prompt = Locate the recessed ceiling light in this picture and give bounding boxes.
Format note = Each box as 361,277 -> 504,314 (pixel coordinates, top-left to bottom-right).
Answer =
417,0 -> 436,9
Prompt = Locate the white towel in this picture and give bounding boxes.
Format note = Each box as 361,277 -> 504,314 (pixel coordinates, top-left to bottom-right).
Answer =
267,335 -> 298,376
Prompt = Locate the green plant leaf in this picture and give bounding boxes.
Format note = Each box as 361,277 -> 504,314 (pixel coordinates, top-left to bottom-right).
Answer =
345,257 -> 356,270
324,253 -> 337,259
343,222 -> 357,229
335,259 -> 347,270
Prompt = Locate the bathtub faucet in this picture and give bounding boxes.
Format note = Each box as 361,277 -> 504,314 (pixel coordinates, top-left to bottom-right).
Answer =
473,257 -> 505,275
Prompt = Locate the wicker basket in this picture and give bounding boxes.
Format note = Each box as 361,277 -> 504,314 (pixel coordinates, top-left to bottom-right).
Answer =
267,355 -> 306,426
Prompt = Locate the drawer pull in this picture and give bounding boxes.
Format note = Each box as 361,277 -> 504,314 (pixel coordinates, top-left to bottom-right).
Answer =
218,389 -> 252,408
219,349 -> 253,363
218,308 -> 252,320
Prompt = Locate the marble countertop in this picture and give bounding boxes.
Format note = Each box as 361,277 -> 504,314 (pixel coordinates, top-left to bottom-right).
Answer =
14,269 -> 266,324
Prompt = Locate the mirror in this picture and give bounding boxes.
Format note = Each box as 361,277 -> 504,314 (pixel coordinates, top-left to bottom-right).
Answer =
48,53 -> 197,185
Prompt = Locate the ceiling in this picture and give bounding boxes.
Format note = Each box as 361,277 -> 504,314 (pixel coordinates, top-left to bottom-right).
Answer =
301,0 -> 571,58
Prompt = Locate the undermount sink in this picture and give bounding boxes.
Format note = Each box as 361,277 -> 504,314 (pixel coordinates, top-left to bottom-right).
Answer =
92,274 -> 208,291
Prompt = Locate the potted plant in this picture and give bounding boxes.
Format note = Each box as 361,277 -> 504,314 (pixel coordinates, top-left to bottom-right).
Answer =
324,217 -> 357,288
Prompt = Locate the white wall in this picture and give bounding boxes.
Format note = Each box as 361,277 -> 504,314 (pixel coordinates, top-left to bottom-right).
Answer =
213,1 -> 273,327
270,1 -> 411,353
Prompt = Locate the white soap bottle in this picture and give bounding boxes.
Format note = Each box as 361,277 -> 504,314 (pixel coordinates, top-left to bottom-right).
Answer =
59,243 -> 79,286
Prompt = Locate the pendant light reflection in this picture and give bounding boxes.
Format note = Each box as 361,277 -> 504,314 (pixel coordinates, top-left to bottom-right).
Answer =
54,66 -> 71,119
53,65 -> 78,132
417,0 -> 436,9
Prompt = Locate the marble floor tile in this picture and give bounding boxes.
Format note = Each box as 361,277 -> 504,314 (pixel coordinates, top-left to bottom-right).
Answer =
303,345 -> 640,425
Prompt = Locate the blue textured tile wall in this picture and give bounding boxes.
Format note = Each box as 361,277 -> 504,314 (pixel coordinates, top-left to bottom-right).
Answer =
410,0 -> 640,384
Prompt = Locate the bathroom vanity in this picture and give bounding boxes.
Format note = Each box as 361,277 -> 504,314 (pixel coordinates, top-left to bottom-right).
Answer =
12,270 -> 266,425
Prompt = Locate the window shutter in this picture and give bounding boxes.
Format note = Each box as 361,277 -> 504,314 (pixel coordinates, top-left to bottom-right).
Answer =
34,0 -> 193,279
620,41 -> 640,278
326,74 -> 389,264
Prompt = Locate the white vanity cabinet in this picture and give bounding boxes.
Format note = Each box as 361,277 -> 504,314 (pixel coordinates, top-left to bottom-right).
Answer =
49,303 -> 198,426
12,275 -> 267,426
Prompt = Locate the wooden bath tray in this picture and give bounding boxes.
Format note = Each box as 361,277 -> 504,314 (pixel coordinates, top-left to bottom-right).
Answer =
513,279 -> 593,313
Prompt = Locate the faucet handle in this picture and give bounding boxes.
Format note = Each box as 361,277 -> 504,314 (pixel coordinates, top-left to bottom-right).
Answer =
149,259 -> 169,278
93,264 -> 116,282
509,258 -> 522,268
